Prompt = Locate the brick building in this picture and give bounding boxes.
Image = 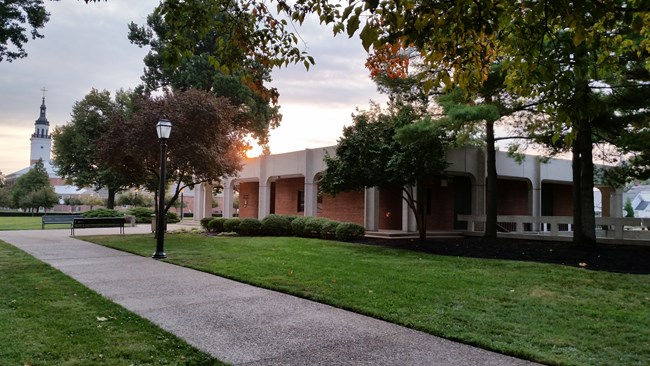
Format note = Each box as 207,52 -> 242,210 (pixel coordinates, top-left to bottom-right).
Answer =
192,146 -> 624,234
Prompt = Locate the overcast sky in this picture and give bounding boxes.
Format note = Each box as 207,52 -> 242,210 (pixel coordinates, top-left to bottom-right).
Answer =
0,1 -> 385,175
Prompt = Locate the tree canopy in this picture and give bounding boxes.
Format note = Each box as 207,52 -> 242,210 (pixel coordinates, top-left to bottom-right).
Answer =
10,159 -> 58,211
320,101 -> 450,241
97,88 -> 245,215
51,88 -> 133,208
284,0 -> 649,246
0,0 -> 104,62
127,1 -> 284,148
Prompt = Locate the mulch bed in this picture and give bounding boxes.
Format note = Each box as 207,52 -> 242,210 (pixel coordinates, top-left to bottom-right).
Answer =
352,236 -> 650,274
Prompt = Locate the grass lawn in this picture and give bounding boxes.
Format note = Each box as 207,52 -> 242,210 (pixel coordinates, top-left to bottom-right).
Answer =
84,232 -> 650,366
0,239 -> 224,365
0,216 -> 70,231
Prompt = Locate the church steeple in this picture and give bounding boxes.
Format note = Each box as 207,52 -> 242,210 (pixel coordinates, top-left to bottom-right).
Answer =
30,89 -> 52,164
32,96 -> 50,138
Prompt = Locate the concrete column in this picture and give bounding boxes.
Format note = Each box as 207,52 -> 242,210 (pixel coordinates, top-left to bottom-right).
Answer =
223,179 -> 234,218
258,182 -> 271,219
530,156 -> 542,231
193,182 -> 212,221
473,149 -> 486,216
611,187 -> 624,218
402,186 -> 416,232
304,181 -> 318,217
364,187 -> 379,231
192,183 -> 205,222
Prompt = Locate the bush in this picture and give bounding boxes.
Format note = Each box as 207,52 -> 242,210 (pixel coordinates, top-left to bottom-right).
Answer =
303,217 -> 330,238
335,222 -> 365,241
320,220 -> 340,240
238,218 -> 262,236
261,214 -> 291,236
83,208 -> 123,218
285,215 -> 300,224
165,211 -> 180,224
223,218 -> 241,232
200,217 -> 213,231
290,216 -> 309,236
126,207 -> 155,223
207,217 -> 226,233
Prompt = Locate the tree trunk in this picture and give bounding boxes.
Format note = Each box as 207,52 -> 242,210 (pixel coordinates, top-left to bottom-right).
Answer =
484,119 -> 498,239
106,189 -> 116,209
573,121 -> 597,246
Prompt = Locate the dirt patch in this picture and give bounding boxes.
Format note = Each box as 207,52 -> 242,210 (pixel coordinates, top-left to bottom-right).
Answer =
352,236 -> 650,274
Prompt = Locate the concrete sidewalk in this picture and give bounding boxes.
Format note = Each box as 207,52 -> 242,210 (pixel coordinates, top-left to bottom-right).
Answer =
0,226 -> 539,366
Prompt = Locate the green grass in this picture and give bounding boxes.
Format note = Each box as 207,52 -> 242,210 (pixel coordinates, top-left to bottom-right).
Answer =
84,233 -> 650,366
0,216 -> 71,231
0,239 -> 224,365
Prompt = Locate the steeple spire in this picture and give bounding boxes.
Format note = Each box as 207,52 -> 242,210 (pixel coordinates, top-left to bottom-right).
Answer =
30,91 -> 52,164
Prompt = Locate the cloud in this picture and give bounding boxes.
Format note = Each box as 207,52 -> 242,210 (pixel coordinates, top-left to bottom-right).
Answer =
0,3 -> 383,174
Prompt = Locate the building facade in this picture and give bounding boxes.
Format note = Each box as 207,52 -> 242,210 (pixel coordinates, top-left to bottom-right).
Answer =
192,146 -> 624,234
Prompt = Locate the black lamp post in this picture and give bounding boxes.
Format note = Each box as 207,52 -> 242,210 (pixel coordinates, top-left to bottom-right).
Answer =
153,118 -> 172,259
180,188 -> 184,221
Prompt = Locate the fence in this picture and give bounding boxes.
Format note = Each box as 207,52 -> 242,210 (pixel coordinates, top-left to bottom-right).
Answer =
457,215 -> 650,243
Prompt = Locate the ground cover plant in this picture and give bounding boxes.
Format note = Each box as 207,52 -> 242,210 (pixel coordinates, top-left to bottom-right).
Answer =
84,233 -> 650,366
0,240 -> 223,365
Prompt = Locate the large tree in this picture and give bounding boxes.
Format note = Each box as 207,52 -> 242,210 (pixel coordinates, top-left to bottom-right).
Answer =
0,0 -> 50,62
320,102 -> 450,241
281,0 -> 649,246
0,0 -> 103,62
128,0 -> 317,151
97,88 -> 245,216
51,88 -> 133,209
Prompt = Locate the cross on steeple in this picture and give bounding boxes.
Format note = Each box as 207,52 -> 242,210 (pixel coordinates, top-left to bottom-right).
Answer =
40,87 -> 48,100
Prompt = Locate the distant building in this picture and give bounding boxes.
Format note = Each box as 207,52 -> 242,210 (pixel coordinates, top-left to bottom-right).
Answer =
622,185 -> 650,218
4,95 -> 107,211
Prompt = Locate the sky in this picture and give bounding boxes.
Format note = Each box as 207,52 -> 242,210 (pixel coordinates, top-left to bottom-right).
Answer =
0,1 -> 385,175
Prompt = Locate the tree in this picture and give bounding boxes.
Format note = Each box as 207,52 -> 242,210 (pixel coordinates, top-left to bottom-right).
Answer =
10,159 -> 57,211
0,0 -> 50,62
128,1 -> 282,148
116,190 -> 153,208
97,88 -> 245,217
320,102 -> 450,241
0,0 -> 103,62
283,0 -> 649,246
63,196 -> 82,212
52,88 -> 133,209
0,187 -> 11,208
82,194 -> 104,210
624,197 -> 635,218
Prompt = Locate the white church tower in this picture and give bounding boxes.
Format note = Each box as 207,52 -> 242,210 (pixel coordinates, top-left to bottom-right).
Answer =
30,91 -> 52,165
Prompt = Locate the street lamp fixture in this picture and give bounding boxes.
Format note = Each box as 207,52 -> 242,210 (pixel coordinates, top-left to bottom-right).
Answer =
153,118 -> 172,259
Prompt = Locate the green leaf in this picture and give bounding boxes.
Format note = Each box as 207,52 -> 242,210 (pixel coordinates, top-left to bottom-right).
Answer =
347,15 -> 360,38
359,24 -> 378,51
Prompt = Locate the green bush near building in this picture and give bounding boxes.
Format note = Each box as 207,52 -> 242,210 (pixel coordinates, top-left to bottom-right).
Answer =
261,214 -> 292,236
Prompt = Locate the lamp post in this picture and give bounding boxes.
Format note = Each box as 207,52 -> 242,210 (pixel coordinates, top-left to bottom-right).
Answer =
180,188 -> 184,221
153,118 -> 172,259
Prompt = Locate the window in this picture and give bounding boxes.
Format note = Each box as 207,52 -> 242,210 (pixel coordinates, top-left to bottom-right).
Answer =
297,191 -> 304,212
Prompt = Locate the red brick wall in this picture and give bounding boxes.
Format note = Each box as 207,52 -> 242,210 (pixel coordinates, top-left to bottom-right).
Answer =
320,190 -> 365,225
552,184 -> 573,216
379,186 -> 402,230
274,177 -> 304,216
427,177 -> 455,230
497,179 -> 529,215
238,182 -> 259,218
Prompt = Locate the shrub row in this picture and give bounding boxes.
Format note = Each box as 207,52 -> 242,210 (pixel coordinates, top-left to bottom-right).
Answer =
200,214 -> 365,242
83,208 -> 180,224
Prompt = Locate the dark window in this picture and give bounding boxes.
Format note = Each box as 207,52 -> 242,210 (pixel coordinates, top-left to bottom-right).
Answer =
297,191 -> 304,212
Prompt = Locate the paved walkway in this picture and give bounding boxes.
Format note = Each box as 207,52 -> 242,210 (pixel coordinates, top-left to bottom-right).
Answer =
0,225 -> 540,366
